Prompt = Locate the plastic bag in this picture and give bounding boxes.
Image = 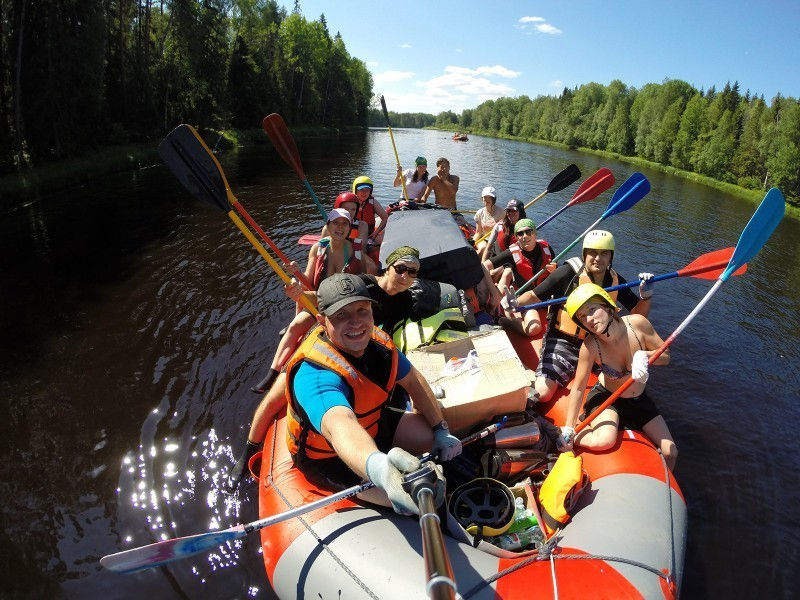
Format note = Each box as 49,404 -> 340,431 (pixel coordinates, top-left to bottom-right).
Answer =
440,349 -> 481,377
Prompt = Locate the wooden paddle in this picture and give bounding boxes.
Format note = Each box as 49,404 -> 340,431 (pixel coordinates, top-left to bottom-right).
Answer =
100,420 -> 506,574
515,246 -> 748,313
574,188 -> 785,435
538,167 -> 615,230
158,124 -> 316,310
474,164 -> 582,244
381,95 -> 410,203
262,113 -> 328,220
515,172 -> 651,296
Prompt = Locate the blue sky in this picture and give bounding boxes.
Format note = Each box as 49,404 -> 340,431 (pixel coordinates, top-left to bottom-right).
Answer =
281,0 -> 800,114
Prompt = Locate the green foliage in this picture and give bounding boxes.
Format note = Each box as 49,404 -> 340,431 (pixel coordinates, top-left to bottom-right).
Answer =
0,0 -> 372,175
446,79 -> 800,202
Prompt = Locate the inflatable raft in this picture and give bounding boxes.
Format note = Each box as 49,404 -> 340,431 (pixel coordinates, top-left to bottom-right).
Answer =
256,208 -> 686,599
256,337 -> 686,599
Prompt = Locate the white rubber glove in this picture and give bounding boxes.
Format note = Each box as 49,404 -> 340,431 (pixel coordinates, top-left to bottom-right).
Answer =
365,449 -> 421,515
432,421 -> 462,461
638,272 -> 655,300
631,350 -> 650,384
556,426 -> 575,452
500,286 -> 518,311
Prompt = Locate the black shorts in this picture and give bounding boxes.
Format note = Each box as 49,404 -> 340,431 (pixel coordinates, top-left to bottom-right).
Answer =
580,382 -> 661,432
298,390 -> 408,491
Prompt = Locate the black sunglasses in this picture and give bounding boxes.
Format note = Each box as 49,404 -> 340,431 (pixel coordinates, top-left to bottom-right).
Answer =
516,229 -> 535,237
506,207 -> 519,212
393,264 -> 419,277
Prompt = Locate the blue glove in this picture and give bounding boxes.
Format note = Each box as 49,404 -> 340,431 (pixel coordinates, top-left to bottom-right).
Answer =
432,421 -> 462,461
638,272 -> 655,300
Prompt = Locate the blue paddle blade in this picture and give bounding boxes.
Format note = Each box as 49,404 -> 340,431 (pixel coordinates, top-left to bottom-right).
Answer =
603,172 -> 650,218
720,188 -> 785,281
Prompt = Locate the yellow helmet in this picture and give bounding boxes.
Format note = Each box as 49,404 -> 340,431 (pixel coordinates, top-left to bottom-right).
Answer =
352,175 -> 373,193
565,283 -> 618,330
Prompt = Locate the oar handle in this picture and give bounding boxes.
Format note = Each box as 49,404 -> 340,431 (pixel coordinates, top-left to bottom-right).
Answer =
524,189 -> 547,210
230,199 -> 313,290
381,95 -> 410,202
228,212 -> 318,314
303,179 -> 328,220
575,279 -> 724,433
537,203 -> 569,229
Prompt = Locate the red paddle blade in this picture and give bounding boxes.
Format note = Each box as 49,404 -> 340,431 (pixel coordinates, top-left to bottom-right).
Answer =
678,247 -> 747,279
569,167 -> 615,206
298,234 -> 322,246
262,114 -> 306,180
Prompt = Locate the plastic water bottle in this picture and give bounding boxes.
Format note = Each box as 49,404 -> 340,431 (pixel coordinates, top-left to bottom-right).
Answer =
488,526 -> 544,551
508,497 -> 539,533
459,289 -> 477,328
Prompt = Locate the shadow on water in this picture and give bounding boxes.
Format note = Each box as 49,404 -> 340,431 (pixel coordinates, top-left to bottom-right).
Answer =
2,129 -> 799,598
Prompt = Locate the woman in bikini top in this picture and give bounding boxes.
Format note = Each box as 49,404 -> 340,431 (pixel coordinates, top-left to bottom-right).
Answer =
592,317 -> 644,381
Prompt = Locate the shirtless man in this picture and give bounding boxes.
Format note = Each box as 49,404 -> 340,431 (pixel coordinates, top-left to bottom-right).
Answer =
421,157 -> 460,209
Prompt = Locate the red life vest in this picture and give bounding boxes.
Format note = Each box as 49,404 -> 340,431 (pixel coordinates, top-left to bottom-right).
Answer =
357,197 -> 377,232
311,239 -> 361,290
509,240 -> 554,287
284,325 -> 399,462
495,223 -> 516,253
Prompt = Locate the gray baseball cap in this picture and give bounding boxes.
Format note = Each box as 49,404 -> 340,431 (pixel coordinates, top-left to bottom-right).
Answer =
316,273 -> 376,316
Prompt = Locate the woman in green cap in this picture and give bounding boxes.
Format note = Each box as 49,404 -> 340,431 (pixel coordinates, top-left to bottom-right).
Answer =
393,156 -> 429,201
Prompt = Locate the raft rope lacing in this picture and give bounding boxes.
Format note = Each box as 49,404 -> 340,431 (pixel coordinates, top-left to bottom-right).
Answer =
462,448 -> 678,599
265,425 -> 677,599
265,423 -> 381,600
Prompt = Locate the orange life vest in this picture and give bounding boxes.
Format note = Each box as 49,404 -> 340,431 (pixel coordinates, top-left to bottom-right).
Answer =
494,223 -> 516,253
509,240 -> 554,287
284,325 -> 399,462
552,260 -> 619,340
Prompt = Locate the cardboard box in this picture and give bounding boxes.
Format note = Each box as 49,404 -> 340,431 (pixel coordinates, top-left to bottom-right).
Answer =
407,330 -> 530,435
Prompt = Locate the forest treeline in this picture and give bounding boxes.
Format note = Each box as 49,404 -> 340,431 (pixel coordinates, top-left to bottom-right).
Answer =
0,0 -> 372,176
430,80 -> 800,201
367,109 -> 435,129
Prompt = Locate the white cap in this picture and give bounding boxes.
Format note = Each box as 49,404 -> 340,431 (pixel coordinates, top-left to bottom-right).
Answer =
481,186 -> 496,198
327,207 -> 352,223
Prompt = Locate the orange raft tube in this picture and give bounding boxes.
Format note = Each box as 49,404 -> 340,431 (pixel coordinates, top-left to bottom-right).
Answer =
257,332 -> 686,599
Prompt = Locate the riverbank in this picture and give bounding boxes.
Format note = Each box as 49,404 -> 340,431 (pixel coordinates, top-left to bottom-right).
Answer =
428,126 -> 800,220
0,125 -> 363,214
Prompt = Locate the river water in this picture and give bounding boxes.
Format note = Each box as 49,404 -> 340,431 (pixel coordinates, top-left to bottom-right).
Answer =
2,128 -> 798,599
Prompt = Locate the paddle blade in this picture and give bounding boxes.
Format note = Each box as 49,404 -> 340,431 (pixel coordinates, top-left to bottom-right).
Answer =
298,234 -> 322,246
677,247 -> 746,280
546,163 -> 581,194
380,95 -> 392,126
158,125 -> 231,212
603,172 -> 650,217
262,114 -> 306,180
100,525 -> 246,574
720,188 -> 785,281
569,168 -> 615,206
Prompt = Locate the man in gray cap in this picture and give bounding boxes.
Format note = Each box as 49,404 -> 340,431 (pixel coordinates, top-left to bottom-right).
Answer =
282,273 -> 461,515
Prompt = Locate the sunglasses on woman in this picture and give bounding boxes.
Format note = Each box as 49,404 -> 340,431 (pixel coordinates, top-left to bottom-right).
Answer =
506,208 -> 519,213
392,264 -> 419,277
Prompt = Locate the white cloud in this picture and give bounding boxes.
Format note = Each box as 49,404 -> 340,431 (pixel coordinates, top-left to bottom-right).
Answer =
399,43 -> 412,48
367,60 -> 379,67
548,80 -> 563,88
455,48 -> 462,53
374,64 -> 522,112
518,15 -> 562,35
535,23 -> 562,35
373,70 -> 415,84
